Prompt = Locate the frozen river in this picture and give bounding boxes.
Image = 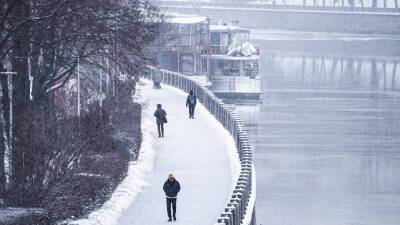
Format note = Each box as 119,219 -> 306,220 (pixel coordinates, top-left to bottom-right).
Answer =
233,30 -> 400,225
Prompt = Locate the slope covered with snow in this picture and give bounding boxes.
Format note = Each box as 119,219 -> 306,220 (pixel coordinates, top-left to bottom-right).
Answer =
70,80 -> 240,225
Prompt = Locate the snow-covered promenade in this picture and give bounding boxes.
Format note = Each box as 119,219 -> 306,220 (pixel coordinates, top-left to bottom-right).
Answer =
116,81 -> 238,225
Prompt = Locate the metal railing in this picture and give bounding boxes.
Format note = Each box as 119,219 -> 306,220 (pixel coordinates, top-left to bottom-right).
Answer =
143,66 -> 256,225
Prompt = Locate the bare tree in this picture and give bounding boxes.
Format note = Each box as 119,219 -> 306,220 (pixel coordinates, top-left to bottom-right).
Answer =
0,0 -> 164,207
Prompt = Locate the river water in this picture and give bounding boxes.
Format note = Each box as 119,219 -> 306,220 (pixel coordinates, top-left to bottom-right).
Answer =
232,30 -> 400,225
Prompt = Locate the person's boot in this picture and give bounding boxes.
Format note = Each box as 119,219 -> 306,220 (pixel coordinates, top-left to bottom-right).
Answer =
173,216 -> 176,221
168,218 -> 172,222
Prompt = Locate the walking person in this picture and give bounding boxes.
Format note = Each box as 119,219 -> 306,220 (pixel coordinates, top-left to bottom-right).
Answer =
153,64 -> 162,89
163,174 -> 181,222
154,104 -> 167,138
186,90 -> 197,119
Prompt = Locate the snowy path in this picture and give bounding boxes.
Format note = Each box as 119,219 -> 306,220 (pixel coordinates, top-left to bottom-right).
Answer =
117,81 -> 237,225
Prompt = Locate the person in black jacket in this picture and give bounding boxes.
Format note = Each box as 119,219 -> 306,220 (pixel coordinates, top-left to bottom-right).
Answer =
163,174 -> 181,222
186,90 -> 197,119
154,104 -> 167,138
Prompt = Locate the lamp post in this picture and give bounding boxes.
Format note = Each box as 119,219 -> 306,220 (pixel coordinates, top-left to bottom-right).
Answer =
0,71 -> 17,186
77,55 -> 81,118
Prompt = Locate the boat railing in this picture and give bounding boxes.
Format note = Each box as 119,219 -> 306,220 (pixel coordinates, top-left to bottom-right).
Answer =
143,66 -> 257,225
210,45 -> 229,55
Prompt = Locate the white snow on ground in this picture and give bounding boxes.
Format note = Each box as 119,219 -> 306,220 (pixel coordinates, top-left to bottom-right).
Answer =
68,80 -> 241,225
116,80 -> 239,225
67,83 -> 156,225
166,81 -> 241,182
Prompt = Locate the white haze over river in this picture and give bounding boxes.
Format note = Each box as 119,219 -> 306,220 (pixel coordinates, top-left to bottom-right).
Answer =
232,30 -> 400,225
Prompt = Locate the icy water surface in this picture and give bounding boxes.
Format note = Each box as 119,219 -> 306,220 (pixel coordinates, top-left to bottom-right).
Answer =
233,30 -> 400,225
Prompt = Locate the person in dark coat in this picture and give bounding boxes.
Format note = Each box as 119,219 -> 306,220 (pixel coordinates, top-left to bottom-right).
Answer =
163,174 -> 181,222
154,104 -> 167,138
186,90 -> 197,119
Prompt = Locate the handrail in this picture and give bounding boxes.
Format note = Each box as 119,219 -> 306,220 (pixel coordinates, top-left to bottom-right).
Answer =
143,66 -> 256,225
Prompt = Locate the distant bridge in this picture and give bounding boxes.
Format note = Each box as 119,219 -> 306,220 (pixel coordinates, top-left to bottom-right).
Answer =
159,0 -> 400,13
159,1 -> 400,34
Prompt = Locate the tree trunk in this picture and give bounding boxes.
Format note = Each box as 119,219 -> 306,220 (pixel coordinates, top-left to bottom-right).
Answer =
349,0 -> 355,8
383,61 -> 387,89
395,0 -> 398,8
0,66 -> 7,203
372,0 -> 377,8
7,0 -> 31,207
384,0 -> 387,7
370,59 -> 379,89
0,115 -> 5,203
301,56 -> 306,84
392,62 -> 397,89
356,59 -> 363,85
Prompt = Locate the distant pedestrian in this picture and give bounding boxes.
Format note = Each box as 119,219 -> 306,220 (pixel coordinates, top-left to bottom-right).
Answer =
153,65 -> 162,89
186,90 -> 197,119
154,104 -> 167,138
163,174 -> 181,222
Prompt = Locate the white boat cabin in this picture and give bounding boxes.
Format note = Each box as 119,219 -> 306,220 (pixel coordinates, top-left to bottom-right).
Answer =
209,22 -> 251,55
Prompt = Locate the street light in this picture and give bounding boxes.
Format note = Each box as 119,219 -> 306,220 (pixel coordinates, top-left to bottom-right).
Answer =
77,55 -> 80,118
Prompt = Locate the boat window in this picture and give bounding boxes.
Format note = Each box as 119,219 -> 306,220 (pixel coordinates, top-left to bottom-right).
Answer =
229,31 -> 247,45
231,33 -> 238,45
211,33 -> 220,45
179,24 -> 192,46
221,33 -> 229,47
217,60 -> 224,69
244,31 -> 250,41
181,54 -> 194,74
201,58 -> 208,74
227,61 -> 240,76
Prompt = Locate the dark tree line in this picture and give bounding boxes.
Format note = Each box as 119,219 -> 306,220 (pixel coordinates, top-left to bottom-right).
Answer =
0,0 -> 163,208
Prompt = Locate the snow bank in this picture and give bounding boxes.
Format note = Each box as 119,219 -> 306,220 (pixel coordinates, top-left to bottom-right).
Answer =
67,82 -> 155,225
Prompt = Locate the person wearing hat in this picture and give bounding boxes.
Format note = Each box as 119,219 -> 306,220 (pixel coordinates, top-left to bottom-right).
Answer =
163,174 -> 181,222
154,104 -> 167,138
